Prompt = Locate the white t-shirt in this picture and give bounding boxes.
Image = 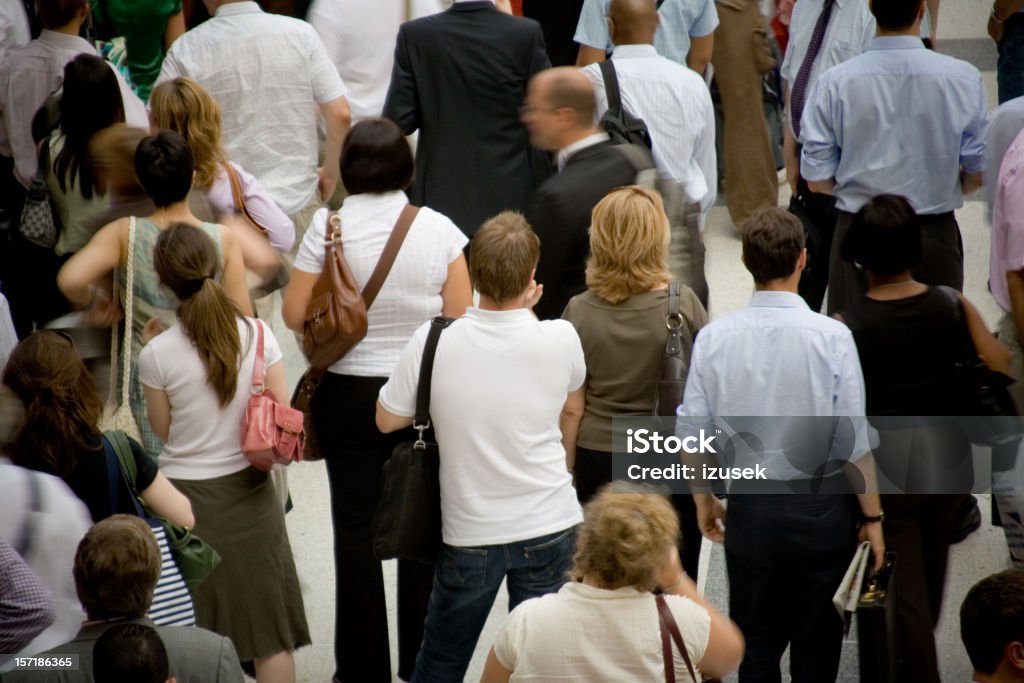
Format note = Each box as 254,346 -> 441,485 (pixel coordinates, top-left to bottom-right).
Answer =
378,308 -> 586,546
138,318 -> 282,480
493,582 -> 711,682
294,191 -> 467,378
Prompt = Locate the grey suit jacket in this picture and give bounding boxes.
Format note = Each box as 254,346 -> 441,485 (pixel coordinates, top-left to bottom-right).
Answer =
0,617 -> 243,683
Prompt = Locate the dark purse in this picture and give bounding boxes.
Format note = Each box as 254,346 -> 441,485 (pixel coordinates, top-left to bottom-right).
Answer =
653,282 -> 695,417
856,552 -> 898,683
372,316 -> 453,564
19,136 -> 60,249
940,286 -> 1022,446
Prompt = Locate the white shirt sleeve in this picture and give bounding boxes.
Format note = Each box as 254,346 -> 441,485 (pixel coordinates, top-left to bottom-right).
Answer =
378,321 -> 432,417
293,208 -> 331,274
260,320 -> 284,368
491,601 -> 527,670
565,323 -> 586,392
138,341 -> 163,389
440,215 -> 469,263
307,26 -> 348,104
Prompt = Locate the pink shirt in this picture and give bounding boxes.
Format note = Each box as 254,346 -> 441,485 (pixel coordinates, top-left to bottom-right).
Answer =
991,127 -> 1024,313
205,161 -> 296,253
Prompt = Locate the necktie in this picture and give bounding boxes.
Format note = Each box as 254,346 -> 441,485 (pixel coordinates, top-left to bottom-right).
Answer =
790,0 -> 836,141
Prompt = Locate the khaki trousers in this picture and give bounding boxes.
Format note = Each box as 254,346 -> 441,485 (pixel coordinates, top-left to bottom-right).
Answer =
711,0 -> 779,226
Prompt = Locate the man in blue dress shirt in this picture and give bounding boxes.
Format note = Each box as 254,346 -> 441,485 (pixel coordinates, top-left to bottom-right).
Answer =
800,0 -> 987,315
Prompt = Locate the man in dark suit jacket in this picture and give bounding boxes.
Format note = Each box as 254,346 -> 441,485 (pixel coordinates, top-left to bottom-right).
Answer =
383,0 -> 552,238
522,67 -> 650,320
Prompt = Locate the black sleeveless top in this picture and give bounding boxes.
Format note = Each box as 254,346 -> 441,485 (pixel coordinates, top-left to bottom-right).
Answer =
839,287 -> 962,416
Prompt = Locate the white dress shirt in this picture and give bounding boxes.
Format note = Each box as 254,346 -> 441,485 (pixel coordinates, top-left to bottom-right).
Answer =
0,0 -> 29,62
556,131 -> 609,171
307,0 -> 442,123
582,44 -> 717,215
0,30 -> 148,188
293,191 -> 467,377
156,2 -> 347,215
780,0 -> 874,141
678,291 -> 873,481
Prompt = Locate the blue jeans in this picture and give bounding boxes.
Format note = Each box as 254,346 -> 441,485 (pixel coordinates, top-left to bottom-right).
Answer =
999,14 -> 1024,104
411,526 -> 577,682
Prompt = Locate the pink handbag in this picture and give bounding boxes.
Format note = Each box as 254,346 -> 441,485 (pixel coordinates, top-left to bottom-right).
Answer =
241,321 -> 305,470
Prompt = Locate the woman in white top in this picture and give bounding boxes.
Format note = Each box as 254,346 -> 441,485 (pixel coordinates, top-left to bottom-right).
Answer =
282,118 -> 472,683
139,224 -> 308,683
482,487 -> 745,683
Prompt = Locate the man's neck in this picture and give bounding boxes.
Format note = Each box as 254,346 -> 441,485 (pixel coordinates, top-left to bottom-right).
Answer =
876,21 -> 923,38
613,38 -> 655,47
557,128 -> 601,153
754,277 -> 800,294
50,22 -> 84,37
478,295 -> 529,312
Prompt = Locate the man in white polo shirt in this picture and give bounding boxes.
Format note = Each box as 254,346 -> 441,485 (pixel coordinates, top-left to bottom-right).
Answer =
377,212 -> 584,682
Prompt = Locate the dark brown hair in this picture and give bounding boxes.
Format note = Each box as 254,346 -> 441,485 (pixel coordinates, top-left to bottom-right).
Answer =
74,515 -> 161,620
840,194 -> 922,276
340,118 -> 414,195
2,331 -> 102,477
741,207 -> 806,284
153,223 -> 244,407
470,212 -> 540,304
961,569 -> 1024,675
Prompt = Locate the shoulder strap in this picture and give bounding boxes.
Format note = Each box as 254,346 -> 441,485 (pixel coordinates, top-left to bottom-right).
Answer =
656,593 -> 698,681
103,431 -> 149,519
120,217 -> 136,407
13,470 -> 42,558
362,204 -> 419,309
251,320 -> 266,391
223,162 -> 268,234
413,316 -> 454,429
599,59 -> 622,113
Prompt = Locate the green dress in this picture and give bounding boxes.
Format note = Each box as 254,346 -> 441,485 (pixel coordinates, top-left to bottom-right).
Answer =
91,0 -> 182,101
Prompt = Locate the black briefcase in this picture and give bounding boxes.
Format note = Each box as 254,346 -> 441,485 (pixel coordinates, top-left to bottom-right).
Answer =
856,552 -> 898,682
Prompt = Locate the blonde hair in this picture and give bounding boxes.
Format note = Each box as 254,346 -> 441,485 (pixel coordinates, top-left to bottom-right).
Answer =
149,77 -> 228,190
586,186 -> 672,303
570,486 -> 679,592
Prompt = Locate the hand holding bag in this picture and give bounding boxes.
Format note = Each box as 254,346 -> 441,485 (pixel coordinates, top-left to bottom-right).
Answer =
241,320 -> 305,471
856,552 -> 898,683
98,216 -> 142,443
373,316 -> 453,564
293,205 -> 419,461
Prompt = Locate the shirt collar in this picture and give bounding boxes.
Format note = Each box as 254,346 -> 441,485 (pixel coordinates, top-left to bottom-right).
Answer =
748,290 -> 810,309
609,44 -> 659,60
216,1 -> 263,17
464,306 -> 536,323
38,29 -> 95,53
870,35 -> 927,51
557,132 -> 610,171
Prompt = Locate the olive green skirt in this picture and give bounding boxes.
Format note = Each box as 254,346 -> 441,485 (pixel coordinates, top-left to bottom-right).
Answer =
171,467 -> 310,661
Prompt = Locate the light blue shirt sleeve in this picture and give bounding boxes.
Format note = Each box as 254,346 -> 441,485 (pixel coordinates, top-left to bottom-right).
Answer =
574,0 -> 613,52
799,78 -> 840,181
960,75 -> 989,174
831,330 -> 873,460
689,0 -> 719,37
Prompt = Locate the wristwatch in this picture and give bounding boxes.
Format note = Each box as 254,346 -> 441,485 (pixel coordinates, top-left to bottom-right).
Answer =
861,512 -> 885,524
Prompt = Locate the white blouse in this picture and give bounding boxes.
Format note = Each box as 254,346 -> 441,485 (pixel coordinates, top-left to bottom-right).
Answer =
293,191 -> 467,378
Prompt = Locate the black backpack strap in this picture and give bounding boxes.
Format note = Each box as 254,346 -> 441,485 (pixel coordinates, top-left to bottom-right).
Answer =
599,59 -> 623,113
413,317 -> 454,440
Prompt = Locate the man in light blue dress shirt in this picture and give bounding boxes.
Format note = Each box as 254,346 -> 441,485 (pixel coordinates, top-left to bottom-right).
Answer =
679,207 -> 884,682
800,0 -> 987,315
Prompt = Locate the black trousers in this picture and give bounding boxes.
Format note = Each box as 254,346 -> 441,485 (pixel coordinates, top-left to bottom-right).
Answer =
574,446 -> 703,579
311,373 -> 434,683
827,210 -> 963,315
724,493 -> 857,683
791,174 -> 837,313
883,494 -> 960,683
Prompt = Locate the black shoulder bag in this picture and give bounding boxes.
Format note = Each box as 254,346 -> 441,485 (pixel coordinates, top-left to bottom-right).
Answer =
653,283 -> 695,417
373,316 -> 453,564
598,59 -> 653,149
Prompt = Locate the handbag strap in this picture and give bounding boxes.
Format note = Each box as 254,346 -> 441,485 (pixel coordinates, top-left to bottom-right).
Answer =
656,593 -> 698,682
119,217 -> 136,408
599,59 -> 623,113
223,161 -> 267,234
413,316 -> 454,434
102,430 -> 149,520
250,320 -> 265,393
665,282 -> 683,356
363,204 -> 419,309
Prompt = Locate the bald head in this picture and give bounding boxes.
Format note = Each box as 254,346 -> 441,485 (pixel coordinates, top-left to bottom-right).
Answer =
609,0 -> 659,46
536,68 -> 597,129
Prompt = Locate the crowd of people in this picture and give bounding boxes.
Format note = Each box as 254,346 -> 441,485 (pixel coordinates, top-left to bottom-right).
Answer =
3,0 -> 1024,682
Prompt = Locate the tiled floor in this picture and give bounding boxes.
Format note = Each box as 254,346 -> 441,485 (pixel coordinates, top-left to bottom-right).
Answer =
275,3 -> 1016,680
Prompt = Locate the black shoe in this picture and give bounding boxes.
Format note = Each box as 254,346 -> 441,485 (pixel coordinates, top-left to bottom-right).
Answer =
952,495 -> 982,544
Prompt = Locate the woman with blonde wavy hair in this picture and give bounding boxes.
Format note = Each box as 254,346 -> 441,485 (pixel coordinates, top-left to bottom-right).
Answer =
481,486 -> 744,682
561,186 -> 709,578
149,77 -> 295,253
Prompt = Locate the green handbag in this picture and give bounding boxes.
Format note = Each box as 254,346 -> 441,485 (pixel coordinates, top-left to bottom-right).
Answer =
104,430 -> 221,592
